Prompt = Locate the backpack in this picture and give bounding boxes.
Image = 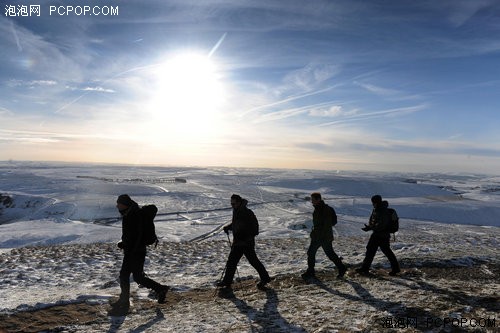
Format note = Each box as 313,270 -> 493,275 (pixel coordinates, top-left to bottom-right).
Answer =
328,205 -> 338,227
140,205 -> 159,246
248,209 -> 259,237
386,208 -> 399,233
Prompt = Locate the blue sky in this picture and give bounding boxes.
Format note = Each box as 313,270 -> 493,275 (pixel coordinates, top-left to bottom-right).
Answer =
1,0 -> 499,174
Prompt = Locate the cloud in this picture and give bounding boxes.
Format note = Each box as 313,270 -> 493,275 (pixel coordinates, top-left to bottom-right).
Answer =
308,105 -> 343,117
283,63 -> 339,92
250,99 -> 348,124
442,0 -> 498,27
0,128 -> 126,145
82,87 -> 116,93
318,104 -> 427,127
30,80 -> 57,86
240,86 -> 337,117
355,82 -> 399,96
294,134 -> 500,160
252,104 -> 313,124
7,79 -> 57,87
9,20 -> 22,52
0,17 -> 84,81
0,107 -> 14,115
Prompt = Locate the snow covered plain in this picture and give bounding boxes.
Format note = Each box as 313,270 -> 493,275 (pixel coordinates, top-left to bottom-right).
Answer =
0,161 -> 498,332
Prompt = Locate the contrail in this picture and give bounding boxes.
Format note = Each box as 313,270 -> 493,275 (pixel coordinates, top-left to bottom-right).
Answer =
240,85 -> 338,117
55,94 -> 87,114
317,104 -> 427,127
208,33 -> 227,58
10,21 -> 22,52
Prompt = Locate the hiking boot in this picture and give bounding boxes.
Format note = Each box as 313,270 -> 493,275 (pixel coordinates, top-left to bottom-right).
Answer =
157,285 -> 170,304
337,265 -> 347,279
355,268 -> 370,276
111,295 -> 130,308
301,270 -> 316,279
216,281 -> 232,288
389,269 -> 401,276
257,277 -> 274,289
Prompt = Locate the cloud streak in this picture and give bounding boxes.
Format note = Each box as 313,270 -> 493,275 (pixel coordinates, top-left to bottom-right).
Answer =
239,85 -> 338,117
317,105 -> 427,127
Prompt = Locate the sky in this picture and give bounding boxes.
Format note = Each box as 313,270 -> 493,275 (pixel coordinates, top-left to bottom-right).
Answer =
1,0 -> 500,174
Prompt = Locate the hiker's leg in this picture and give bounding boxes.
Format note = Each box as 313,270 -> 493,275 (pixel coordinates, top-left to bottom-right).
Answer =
118,274 -> 131,301
322,240 -> 345,269
118,252 -> 134,300
306,239 -> 322,272
133,271 -> 164,292
361,234 -> 379,271
379,236 -> 400,272
129,251 -> 165,292
222,246 -> 244,285
243,246 -> 270,281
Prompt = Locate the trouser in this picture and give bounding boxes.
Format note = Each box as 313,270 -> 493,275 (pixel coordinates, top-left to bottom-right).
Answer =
222,244 -> 270,284
307,238 -> 345,272
119,250 -> 163,298
361,232 -> 400,271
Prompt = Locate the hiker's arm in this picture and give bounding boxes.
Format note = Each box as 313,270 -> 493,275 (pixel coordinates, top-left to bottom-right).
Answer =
223,222 -> 233,234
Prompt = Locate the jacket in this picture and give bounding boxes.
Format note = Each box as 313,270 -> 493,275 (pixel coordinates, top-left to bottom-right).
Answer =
226,199 -> 259,246
368,201 -> 391,233
311,200 -> 335,241
120,202 -> 146,252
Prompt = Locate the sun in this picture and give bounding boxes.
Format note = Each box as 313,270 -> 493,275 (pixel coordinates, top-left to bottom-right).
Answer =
146,52 -> 226,141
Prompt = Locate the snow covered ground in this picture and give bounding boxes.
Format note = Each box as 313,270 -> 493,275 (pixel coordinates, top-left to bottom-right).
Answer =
0,162 -> 498,332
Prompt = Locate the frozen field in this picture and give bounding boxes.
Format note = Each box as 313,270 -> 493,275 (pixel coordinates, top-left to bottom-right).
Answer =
0,162 -> 498,332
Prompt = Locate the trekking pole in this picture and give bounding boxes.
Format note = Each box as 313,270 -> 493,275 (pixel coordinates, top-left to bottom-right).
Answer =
213,264 -> 229,297
217,262 -> 228,285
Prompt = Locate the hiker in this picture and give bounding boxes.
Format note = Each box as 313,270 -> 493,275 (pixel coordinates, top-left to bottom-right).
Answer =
356,195 -> 400,276
114,194 -> 169,307
217,194 -> 272,289
302,192 -> 347,279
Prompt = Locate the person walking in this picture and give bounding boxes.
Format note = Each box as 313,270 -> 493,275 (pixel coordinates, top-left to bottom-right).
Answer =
356,194 -> 400,276
114,194 -> 169,308
302,192 -> 347,280
217,194 -> 272,289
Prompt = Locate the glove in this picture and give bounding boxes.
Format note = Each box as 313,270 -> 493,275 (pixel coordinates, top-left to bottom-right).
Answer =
361,224 -> 371,232
117,241 -> 124,249
223,226 -> 229,234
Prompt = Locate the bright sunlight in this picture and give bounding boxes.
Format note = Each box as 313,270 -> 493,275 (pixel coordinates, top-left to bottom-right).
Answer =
146,52 -> 227,143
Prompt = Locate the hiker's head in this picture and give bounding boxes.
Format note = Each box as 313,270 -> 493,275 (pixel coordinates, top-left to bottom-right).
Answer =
116,194 -> 134,210
371,194 -> 382,207
230,194 -> 242,209
311,192 -> 322,206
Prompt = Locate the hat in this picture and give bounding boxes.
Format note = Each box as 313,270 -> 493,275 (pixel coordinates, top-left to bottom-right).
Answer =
371,195 -> 382,204
117,194 -> 134,207
230,194 -> 242,202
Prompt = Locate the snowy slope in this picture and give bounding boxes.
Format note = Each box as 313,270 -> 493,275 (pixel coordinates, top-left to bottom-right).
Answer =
0,162 -> 498,332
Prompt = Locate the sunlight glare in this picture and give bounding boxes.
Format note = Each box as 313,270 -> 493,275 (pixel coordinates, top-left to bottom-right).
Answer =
147,52 -> 226,143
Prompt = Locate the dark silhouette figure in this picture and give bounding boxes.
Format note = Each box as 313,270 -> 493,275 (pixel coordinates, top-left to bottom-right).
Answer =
356,195 -> 400,276
113,194 -> 169,309
218,194 -> 272,289
302,192 -> 346,280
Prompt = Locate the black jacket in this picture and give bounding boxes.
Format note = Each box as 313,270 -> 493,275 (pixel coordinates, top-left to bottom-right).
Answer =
368,201 -> 391,233
120,202 -> 146,252
311,200 -> 335,241
226,199 -> 259,246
